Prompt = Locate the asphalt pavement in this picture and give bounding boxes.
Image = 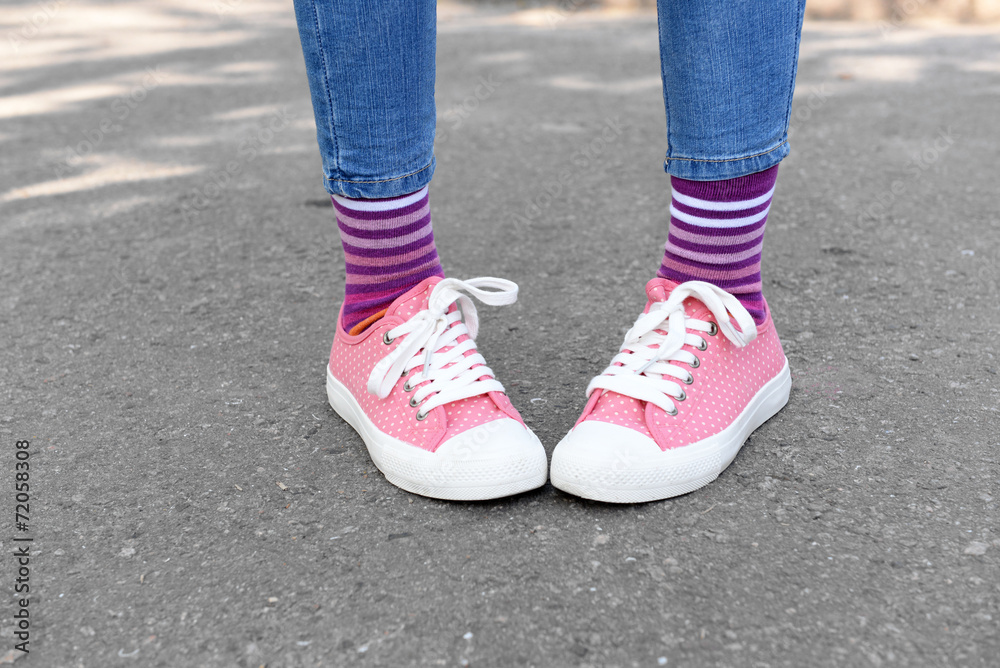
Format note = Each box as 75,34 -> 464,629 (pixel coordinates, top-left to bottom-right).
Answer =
1,2 -> 998,666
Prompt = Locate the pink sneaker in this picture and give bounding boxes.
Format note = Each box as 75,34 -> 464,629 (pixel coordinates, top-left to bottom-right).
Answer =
550,279 -> 791,503
325,276 -> 547,500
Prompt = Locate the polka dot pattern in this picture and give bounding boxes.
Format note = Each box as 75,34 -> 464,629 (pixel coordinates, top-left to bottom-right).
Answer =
588,390 -> 655,440
328,278 -> 521,453
583,279 -> 787,452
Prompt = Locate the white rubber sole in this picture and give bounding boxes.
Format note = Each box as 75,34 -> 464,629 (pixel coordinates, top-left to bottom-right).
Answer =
550,360 -> 791,503
326,368 -> 548,501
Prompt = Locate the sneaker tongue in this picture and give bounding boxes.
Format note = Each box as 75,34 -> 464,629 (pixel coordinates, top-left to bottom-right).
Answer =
644,277 -> 710,320
383,276 -> 506,423
385,275 -> 479,377
385,276 -> 445,321
645,277 -> 680,304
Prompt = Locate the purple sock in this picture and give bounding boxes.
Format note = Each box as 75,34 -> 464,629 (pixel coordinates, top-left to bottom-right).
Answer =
333,186 -> 445,334
657,165 -> 779,325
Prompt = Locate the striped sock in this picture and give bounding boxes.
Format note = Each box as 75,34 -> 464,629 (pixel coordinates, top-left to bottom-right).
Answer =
333,186 -> 445,335
657,165 -> 779,325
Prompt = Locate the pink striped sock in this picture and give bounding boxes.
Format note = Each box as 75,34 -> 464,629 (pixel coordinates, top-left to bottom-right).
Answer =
657,165 -> 779,325
333,186 -> 445,334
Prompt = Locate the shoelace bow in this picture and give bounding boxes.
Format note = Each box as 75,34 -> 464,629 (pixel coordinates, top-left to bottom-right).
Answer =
367,277 -> 518,420
586,280 -> 758,416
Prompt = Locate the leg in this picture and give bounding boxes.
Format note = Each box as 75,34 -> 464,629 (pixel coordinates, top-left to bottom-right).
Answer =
293,0 -> 437,198
294,0 -> 443,334
657,0 -> 806,181
550,1 -> 805,503
293,1 -> 547,500
655,0 -> 806,323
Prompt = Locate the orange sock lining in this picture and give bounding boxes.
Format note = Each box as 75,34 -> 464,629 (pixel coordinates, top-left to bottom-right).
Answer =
348,309 -> 389,336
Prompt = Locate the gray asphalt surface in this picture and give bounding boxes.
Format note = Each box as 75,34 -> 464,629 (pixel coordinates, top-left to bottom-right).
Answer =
1,2 -> 998,667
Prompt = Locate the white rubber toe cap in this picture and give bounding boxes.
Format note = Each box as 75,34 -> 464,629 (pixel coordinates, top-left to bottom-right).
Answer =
550,420 -> 721,503
379,418 -> 549,501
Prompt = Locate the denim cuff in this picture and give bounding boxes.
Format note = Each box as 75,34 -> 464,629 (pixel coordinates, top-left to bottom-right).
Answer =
324,157 -> 436,199
664,140 -> 790,181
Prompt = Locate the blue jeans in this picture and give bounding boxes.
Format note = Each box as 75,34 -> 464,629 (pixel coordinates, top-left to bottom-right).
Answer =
293,0 -> 805,198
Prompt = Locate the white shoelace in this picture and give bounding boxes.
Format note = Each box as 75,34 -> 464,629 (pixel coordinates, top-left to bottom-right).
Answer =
586,280 -> 758,416
367,277 -> 518,420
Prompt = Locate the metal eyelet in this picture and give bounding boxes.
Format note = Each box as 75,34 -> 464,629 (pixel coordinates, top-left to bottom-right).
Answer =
676,391 -> 686,402
382,332 -> 394,345
409,397 -> 420,408
707,322 -> 718,336
415,411 -> 427,421
696,338 -> 708,352
690,356 -> 701,369
683,373 -> 694,385
666,406 -> 679,416
403,381 -> 414,392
